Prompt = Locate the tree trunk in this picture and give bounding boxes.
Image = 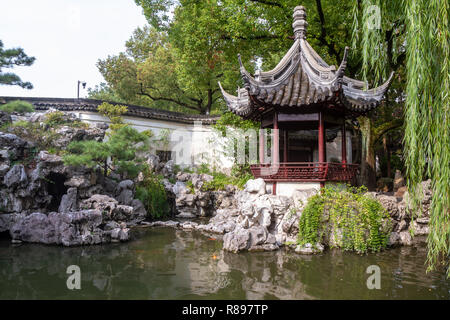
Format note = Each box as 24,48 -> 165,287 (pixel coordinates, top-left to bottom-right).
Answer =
205,88 -> 212,115
103,159 -> 106,177
358,116 -> 377,190
383,134 -> 391,178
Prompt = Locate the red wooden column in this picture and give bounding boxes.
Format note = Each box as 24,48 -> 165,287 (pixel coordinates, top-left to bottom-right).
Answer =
273,112 -> 279,195
259,126 -> 265,164
318,111 -> 325,163
283,129 -> 288,162
341,121 -> 347,165
273,112 -> 279,164
318,111 -> 325,187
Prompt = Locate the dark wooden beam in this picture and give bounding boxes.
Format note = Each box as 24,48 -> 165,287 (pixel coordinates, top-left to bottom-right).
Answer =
277,113 -> 319,122
323,112 -> 345,126
261,117 -> 273,128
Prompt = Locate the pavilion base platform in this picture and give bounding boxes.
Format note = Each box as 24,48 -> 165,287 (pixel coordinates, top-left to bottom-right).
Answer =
266,181 -> 351,197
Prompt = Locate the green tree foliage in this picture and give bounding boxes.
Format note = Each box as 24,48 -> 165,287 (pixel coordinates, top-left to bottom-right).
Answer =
297,186 -> 391,253
97,26 -> 215,113
87,83 -> 126,104
212,111 -> 259,177
212,111 -> 258,135
64,125 -> 150,179
0,40 -> 35,89
348,0 -> 408,188
136,0 -> 356,67
0,100 -> 35,114
101,1 -> 360,114
64,139 -> 110,169
97,102 -> 129,133
352,0 -> 449,275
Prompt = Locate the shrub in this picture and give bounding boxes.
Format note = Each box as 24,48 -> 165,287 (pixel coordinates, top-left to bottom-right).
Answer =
186,180 -> 195,193
297,186 -> 392,253
199,164 -> 253,191
7,120 -> 62,151
136,168 -> 169,219
187,163 -> 247,191
44,110 -> 66,126
0,100 -> 35,114
43,110 -> 89,128
230,164 -> 253,188
5,111 -> 90,154
44,111 -> 89,129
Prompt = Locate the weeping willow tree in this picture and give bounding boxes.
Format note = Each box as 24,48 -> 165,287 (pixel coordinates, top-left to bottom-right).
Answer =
352,0 -> 449,275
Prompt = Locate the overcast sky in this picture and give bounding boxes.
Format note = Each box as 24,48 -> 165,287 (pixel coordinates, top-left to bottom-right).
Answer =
0,0 -> 148,98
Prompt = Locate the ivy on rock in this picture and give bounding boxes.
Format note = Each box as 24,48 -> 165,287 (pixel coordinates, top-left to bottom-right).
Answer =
297,186 -> 392,253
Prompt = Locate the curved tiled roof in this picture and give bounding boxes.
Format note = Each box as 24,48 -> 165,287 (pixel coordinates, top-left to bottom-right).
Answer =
220,5 -> 393,119
0,96 -> 219,125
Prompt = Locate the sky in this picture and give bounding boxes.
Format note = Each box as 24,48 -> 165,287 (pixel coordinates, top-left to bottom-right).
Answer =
0,0 -> 148,98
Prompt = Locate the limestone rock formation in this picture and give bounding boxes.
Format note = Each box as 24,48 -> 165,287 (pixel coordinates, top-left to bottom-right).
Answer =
243,178 -> 266,195
369,179 -> 432,246
163,172 -> 234,218
0,111 -> 11,127
152,178 -> 296,253
0,111 -> 147,246
393,170 -> 405,191
149,177 -> 432,254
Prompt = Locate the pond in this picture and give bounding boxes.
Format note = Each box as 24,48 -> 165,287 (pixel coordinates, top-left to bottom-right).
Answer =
0,227 -> 448,300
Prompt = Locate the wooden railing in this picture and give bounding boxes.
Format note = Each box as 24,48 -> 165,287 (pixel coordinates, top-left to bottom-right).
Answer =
250,162 -> 359,182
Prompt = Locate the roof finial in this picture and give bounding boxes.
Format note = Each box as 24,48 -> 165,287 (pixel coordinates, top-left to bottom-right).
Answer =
292,6 -> 307,40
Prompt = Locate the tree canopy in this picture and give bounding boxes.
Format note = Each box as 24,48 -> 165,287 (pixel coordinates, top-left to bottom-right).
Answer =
0,40 -> 35,89
99,0 -> 406,188
353,0 -> 449,275
99,0 -> 367,114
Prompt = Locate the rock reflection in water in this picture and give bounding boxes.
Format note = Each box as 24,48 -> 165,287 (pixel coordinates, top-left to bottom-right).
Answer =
0,227 -> 448,299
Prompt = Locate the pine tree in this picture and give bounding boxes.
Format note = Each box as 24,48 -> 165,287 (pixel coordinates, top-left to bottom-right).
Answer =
0,40 -> 35,89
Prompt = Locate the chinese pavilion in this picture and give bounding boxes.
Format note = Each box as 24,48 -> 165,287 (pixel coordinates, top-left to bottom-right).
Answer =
219,5 -> 393,196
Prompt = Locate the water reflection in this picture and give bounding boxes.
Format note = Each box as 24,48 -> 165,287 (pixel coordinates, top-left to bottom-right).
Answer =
0,228 -> 448,299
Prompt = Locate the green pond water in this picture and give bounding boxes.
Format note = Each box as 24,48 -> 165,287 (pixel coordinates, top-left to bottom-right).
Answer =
0,227 -> 449,300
